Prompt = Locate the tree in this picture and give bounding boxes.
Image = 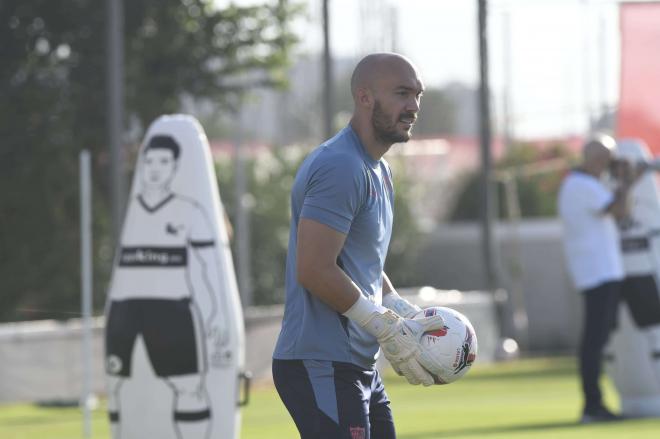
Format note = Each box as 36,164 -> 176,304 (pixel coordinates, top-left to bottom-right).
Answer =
383,158 -> 424,288
0,0 -> 299,322
448,143 -> 576,221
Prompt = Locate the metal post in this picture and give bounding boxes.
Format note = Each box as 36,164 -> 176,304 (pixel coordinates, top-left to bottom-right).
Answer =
389,5 -> 398,52
107,0 -> 125,244
322,0 -> 334,139
478,0 -> 497,291
80,150 -> 93,439
581,0 -> 594,130
234,114 -> 253,307
502,9 -> 513,150
597,7 -> 608,122
502,174 -> 528,348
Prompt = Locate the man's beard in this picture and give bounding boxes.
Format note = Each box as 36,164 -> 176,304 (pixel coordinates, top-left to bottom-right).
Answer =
372,100 -> 413,145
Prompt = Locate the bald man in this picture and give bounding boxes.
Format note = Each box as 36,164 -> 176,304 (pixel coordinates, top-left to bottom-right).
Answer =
272,53 -> 444,438
558,134 -> 644,423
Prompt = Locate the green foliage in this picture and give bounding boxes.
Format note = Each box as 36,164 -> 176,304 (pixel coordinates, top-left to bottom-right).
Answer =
124,0 -> 301,123
215,147 -> 304,305
449,143 -> 577,221
385,158 -> 423,288
214,146 -> 422,305
0,0 -> 299,322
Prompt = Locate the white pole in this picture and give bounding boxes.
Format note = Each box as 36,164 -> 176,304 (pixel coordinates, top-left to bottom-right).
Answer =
582,0 -> 593,129
107,0 -> 125,244
502,9 -> 514,149
234,113 -> 253,306
80,150 -> 93,439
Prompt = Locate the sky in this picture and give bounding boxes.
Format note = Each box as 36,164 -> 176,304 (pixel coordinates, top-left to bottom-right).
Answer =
215,0 -> 649,139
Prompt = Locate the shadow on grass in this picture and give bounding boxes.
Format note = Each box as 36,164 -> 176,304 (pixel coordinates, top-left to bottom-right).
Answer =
399,419 -> 581,438
465,360 -> 577,382
0,416 -> 83,427
464,367 -> 576,382
387,363 -> 578,388
0,409 -> 97,428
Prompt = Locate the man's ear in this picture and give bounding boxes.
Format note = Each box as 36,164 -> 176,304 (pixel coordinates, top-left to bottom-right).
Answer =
355,87 -> 373,109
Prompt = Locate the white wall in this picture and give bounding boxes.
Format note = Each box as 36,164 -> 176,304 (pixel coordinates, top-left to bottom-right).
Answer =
0,309 -> 285,404
412,218 -> 581,353
0,298 -> 500,404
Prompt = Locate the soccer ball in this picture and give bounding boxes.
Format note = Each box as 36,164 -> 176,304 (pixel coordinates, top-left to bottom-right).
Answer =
416,306 -> 478,385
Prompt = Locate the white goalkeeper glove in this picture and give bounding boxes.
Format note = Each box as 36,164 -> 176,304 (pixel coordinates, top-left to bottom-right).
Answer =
382,290 -> 421,318
343,294 -> 445,386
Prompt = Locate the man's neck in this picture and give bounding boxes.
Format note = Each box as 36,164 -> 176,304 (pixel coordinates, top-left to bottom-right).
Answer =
576,165 -> 601,178
140,187 -> 172,206
349,118 -> 391,161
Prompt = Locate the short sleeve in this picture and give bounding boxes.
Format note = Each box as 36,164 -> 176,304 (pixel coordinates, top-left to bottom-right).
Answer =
558,173 -> 614,219
583,180 -> 614,215
382,160 -> 395,199
189,203 -> 215,247
559,174 -> 614,215
300,154 -> 366,234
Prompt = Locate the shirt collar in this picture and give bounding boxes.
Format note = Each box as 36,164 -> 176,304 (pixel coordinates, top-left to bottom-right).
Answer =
344,124 -> 379,168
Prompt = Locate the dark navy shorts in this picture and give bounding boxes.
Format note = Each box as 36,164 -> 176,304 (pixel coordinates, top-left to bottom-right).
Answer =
272,359 -> 395,439
105,298 -> 202,377
621,275 -> 660,328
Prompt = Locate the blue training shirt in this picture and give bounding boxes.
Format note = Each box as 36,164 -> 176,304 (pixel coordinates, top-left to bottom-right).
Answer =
273,125 -> 394,369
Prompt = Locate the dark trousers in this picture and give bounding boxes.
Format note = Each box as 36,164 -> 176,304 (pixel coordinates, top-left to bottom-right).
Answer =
579,280 -> 621,412
272,359 -> 395,439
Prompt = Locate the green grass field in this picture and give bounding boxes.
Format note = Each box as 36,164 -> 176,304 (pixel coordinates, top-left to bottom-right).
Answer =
2,357 -> 660,438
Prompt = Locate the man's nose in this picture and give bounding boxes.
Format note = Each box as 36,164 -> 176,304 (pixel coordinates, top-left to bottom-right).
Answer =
406,96 -> 420,113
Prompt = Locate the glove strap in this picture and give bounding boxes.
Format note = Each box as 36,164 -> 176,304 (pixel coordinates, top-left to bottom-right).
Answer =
343,294 -> 391,337
382,290 -> 421,319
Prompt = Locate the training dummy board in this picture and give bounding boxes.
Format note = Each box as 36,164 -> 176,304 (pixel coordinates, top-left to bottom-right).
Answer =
605,138 -> 660,417
104,114 -> 246,438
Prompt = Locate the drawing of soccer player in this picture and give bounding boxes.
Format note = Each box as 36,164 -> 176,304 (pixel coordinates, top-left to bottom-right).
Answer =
105,134 -> 230,439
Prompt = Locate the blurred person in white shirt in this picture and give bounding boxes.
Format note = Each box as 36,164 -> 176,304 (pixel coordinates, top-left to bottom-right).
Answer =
558,134 -> 645,424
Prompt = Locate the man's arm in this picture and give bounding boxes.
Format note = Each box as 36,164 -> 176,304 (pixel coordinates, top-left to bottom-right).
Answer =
297,217 -> 444,386
603,186 -> 631,220
603,161 -> 647,220
190,246 -> 221,326
190,245 -> 234,367
382,272 -> 421,318
296,217 -> 361,312
382,272 -> 394,296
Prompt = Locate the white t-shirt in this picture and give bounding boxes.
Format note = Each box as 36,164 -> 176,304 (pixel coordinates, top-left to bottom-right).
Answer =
109,193 -> 215,300
558,170 -> 624,291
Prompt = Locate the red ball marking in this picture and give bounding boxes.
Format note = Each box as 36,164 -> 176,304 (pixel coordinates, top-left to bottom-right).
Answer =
426,327 -> 448,337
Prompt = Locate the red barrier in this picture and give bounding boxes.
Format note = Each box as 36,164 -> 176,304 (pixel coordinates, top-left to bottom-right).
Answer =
617,2 -> 660,155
